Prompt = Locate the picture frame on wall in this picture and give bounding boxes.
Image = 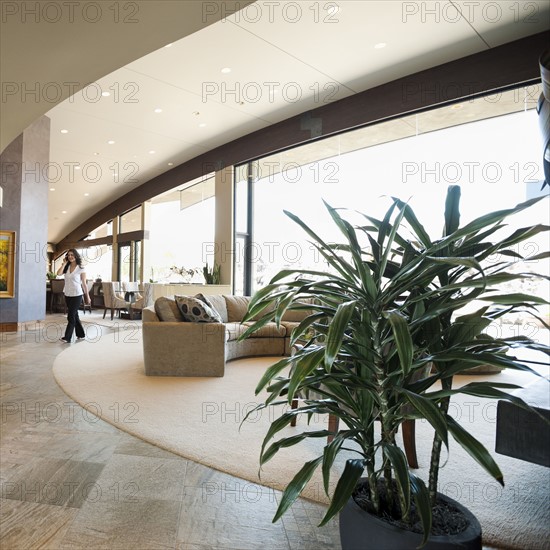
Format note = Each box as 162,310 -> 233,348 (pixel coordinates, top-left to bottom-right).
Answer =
0,231 -> 16,298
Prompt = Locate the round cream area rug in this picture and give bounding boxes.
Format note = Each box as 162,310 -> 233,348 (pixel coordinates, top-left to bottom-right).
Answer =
53,334 -> 550,549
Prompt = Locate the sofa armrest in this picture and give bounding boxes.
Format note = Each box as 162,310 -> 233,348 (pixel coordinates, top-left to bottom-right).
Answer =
142,321 -> 226,377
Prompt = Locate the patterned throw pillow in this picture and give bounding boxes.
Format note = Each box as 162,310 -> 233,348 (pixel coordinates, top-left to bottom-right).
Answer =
175,295 -> 222,323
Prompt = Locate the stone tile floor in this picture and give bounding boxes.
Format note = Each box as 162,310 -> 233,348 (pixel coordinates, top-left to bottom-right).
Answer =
0,313 -> 341,550
0,312 -> 505,549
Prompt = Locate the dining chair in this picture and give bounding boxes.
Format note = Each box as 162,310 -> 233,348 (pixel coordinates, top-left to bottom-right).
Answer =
102,282 -> 130,320
49,279 -> 66,314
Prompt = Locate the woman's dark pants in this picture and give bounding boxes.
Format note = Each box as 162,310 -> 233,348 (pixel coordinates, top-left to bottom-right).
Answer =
64,295 -> 85,341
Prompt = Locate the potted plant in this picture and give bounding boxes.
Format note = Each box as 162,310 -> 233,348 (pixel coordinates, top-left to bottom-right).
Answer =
240,186 -> 549,549
203,262 -> 221,284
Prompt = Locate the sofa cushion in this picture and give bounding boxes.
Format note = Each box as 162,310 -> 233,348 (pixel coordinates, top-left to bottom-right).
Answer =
242,322 -> 287,338
175,296 -> 222,323
225,322 -> 249,342
155,296 -> 183,322
196,293 -> 228,323
281,299 -> 315,322
224,295 -> 251,322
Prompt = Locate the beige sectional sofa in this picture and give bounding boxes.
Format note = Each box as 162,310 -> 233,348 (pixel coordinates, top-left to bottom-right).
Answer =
142,294 -> 309,377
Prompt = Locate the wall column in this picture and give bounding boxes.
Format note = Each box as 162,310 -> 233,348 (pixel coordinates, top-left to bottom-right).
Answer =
0,116 -> 50,328
214,166 -> 234,287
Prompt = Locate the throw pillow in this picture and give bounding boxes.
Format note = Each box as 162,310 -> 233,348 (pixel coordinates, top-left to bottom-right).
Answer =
196,294 -> 228,322
154,296 -> 183,322
224,295 -> 252,322
175,296 -> 222,323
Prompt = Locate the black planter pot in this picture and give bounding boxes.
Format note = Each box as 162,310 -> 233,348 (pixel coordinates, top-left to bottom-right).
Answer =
340,489 -> 482,550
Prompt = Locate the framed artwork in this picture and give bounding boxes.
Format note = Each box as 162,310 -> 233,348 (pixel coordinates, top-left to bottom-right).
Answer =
0,231 -> 16,298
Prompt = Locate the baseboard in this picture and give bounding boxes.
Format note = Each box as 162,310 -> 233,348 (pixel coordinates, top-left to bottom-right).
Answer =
0,320 -> 45,332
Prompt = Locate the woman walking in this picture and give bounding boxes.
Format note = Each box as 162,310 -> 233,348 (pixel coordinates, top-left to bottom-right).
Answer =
56,249 -> 91,343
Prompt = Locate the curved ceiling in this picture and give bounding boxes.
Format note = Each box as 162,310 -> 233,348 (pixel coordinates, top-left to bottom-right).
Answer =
1,1 -> 549,245
0,0 -> 255,151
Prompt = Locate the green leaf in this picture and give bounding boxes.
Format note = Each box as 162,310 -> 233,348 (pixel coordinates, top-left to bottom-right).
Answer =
322,437 -> 345,495
410,474 -> 432,547
273,456 -> 324,522
384,310 -> 413,376
255,356 -> 294,394
400,390 -> 448,447
477,293 -> 549,306
444,185 -> 461,236
446,417 -> 503,485
383,444 -> 411,514
319,459 -> 365,526
324,301 -> 356,371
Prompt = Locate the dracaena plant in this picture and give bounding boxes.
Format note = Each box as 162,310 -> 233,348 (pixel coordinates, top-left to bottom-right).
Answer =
240,185 -> 549,547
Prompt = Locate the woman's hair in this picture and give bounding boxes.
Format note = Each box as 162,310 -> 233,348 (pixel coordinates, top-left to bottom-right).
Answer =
62,249 -> 83,273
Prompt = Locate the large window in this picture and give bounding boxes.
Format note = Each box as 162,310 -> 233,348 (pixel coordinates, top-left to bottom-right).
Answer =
149,176 -> 215,283
235,86 -> 549,325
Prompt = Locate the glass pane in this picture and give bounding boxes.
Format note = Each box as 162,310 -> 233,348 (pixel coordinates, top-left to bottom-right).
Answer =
119,206 -> 141,234
149,192 -> 215,283
118,244 -> 131,282
248,86 -> 549,324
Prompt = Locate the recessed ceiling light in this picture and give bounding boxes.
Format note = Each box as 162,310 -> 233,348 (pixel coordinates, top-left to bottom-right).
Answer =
221,67 -> 231,74
154,108 -> 163,113
60,129 -> 68,134
84,193 -> 90,196
61,210 -> 67,214
149,150 -> 156,154
168,162 -> 174,166
75,166 -> 81,170
93,152 -> 99,156
50,187 -> 55,191
374,42 -> 386,49
102,91 -> 110,97
107,140 -> 115,145
199,123 -> 207,128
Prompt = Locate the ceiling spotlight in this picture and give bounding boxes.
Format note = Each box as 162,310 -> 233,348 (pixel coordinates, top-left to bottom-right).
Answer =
84,193 -> 90,196
108,140 -> 115,145
154,108 -> 163,113
93,152 -> 99,156
61,210 -> 67,214
221,67 -> 232,74
199,123 -> 207,128
75,166 -> 81,170
50,187 -> 55,191
102,91 -> 111,97
60,129 -> 68,134
168,162 -> 174,166
374,42 -> 386,49
149,150 -> 156,154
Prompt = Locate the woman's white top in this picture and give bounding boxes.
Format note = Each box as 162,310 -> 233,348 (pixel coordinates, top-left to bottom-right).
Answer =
63,265 -> 86,297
